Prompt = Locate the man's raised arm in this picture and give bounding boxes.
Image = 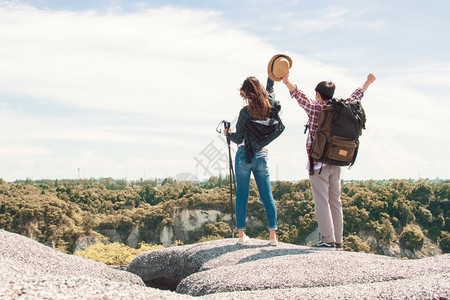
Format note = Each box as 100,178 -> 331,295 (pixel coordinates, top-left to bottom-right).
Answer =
362,73 -> 376,92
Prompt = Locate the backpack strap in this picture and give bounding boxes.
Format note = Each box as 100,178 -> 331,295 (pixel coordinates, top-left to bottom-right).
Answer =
309,155 -> 315,175
309,156 -> 324,175
329,98 -> 340,138
306,121 -> 314,175
304,121 -> 310,134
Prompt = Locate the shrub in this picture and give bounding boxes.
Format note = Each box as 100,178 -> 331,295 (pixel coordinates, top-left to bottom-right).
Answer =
409,181 -> 433,205
196,235 -> 224,243
400,225 -> 425,250
415,206 -> 433,226
276,224 -> 299,244
75,242 -> 164,265
374,218 -> 396,244
203,221 -> 231,238
343,234 -> 371,253
439,231 -> 450,253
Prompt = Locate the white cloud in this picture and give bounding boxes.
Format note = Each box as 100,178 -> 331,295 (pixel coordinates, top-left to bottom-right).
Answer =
0,5 -> 259,117
0,145 -> 51,156
0,2 -> 448,181
288,5 -> 385,33
325,6 -> 349,18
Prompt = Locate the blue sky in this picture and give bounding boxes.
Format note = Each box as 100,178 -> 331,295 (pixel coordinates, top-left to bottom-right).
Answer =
0,0 -> 449,182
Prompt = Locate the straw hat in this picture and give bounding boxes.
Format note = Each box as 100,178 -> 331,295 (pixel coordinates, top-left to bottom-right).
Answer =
267,54 -> 292,82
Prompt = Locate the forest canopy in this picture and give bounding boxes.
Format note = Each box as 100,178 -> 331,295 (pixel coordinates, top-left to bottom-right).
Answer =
0,177 -> 448,256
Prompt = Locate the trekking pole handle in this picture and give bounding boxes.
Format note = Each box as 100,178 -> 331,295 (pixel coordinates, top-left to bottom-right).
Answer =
223,121 -> 231,131
216,120 -> 231,134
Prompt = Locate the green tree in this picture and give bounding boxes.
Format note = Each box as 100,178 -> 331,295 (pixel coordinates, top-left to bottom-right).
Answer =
201,221 -> 231,240
343,234 -> 371,253
161,177 -> 175,186
415,206 -> 433,227
409,181 -> 433,205
276,224 -> 299,244
139,184 -> 158,205
434,182 -> 450,201
374,218 -> 396,244
439,231 -> 450,253
400,224 -> 425,250
272,181 -> 293,200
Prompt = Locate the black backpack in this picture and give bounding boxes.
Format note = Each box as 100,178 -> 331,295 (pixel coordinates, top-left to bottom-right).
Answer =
308,98 -> 366,175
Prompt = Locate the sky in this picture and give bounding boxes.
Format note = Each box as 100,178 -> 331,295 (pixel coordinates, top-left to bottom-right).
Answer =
0,0 -> 449,182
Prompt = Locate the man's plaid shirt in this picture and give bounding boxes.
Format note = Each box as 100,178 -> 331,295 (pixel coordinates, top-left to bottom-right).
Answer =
290,87 -> 365,158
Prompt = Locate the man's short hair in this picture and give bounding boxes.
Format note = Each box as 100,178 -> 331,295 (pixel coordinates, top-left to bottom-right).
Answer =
315,81 -> 335,100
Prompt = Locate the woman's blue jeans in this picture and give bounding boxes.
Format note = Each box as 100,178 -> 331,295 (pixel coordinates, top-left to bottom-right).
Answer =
235,146 -> 278,231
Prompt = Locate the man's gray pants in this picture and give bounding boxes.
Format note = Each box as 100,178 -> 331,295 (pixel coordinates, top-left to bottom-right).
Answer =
309,164 -> 343,244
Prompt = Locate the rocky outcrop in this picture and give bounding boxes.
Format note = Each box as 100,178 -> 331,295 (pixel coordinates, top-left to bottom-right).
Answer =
172,207 -> 231,241
19,216 -> 40,240
1,228 -> 449,299
0,229 -> 190,299
127,238 -> 450,299
361,230 -> 442,259
97,228 -> 123,243
74,233 -> 101,251
71,207 -> 443,260
90,208 -> 232,247
126,225 -> 141,248
160,225 -> 174,246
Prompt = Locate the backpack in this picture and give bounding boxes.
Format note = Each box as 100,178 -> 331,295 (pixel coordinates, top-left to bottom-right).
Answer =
308,98 -> 366,175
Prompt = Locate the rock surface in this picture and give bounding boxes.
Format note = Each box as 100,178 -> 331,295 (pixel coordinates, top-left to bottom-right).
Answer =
0,230 -> 190,299
128,238 -> 450,299
2,228 -> 449,299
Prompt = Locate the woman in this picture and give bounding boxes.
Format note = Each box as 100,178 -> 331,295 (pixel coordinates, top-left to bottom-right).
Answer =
225,76 -> 284,246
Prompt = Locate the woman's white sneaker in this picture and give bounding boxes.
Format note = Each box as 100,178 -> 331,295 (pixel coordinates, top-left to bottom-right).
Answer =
237,235 -> 250,245
269,238 -> 278,246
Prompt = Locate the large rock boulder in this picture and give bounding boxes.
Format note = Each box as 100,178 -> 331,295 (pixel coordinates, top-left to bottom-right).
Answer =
127,238 -> 450,299
2,228 -> 448,299
0,230 -> 191,299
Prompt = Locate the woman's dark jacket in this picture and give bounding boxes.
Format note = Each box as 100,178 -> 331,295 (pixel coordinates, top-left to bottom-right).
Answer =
228,95 -> 285,163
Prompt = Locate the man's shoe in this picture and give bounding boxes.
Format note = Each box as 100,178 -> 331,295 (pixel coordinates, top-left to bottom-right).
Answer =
237,235 -> 250,245
311,241 -> 335,250
335,243 -> 343,251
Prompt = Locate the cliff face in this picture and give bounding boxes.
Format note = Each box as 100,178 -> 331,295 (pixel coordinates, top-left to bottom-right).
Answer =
70,208 -> 442,258
15,205 -> 443,259
171,207 -> 231,242
15,206 -> 437,258
362,230 -> 442,259
73,207 -> 232,249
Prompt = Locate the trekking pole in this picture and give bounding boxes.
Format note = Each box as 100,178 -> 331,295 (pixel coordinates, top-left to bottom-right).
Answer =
216,120 -> 236,238
224,121 -> 236,238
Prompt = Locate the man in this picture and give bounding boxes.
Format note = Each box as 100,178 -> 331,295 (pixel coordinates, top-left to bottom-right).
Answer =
283,72 -> 376,249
